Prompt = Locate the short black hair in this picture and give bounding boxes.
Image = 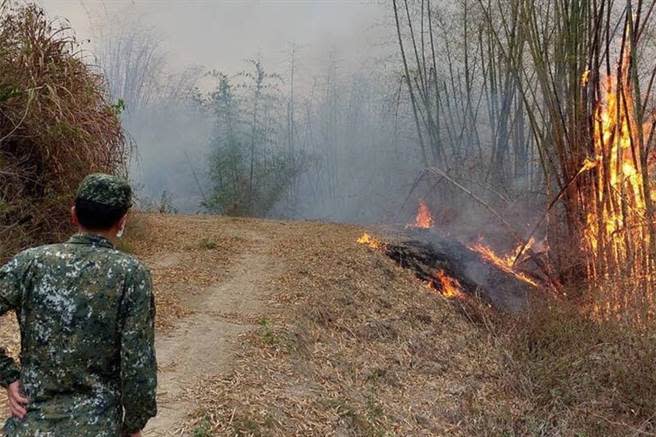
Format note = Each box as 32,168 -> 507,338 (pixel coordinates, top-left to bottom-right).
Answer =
75,198 -> 129,231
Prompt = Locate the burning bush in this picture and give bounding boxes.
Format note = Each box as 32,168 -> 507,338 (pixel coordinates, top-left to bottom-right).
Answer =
0,4 -> 127,259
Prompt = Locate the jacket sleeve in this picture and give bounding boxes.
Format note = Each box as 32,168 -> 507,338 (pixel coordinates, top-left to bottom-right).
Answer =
0,255 -> 26,387
120,263 -> 157,434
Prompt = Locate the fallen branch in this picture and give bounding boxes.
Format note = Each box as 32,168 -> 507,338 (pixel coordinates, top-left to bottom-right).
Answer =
426,166 -> 524,241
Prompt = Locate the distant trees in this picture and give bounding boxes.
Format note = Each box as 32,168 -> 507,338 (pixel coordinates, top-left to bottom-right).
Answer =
292,62 -> 418,222
92,11 -> 212,212
84,4 -> 424,221
392,0 -> 534,190
203,62 -> 305,216
93,18 -> 165,116
201,50 -> 418,221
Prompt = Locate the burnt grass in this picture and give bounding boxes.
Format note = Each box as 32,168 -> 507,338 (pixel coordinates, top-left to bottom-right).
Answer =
181,220 -> 656,436
383,234 -> 534,313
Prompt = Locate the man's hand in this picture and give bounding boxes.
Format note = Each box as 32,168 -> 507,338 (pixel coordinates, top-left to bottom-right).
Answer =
6,380 -> 28,419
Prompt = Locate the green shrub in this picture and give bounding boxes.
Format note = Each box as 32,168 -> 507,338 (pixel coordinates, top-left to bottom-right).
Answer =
202,69 -> 307,217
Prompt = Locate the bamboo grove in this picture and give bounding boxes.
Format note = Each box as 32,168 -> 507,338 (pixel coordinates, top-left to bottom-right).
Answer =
393,0 -> 656,323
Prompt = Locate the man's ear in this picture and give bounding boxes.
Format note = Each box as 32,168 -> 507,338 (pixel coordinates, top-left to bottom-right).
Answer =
118,212 -> 129,232
71,206 -> 79,227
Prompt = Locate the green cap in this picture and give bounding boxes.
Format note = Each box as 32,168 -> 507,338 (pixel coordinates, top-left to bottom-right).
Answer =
75,173 -> 132,209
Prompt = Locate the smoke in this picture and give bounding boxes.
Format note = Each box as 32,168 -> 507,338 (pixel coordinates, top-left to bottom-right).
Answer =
127,93 -> 213,213
35,1 -> 432,222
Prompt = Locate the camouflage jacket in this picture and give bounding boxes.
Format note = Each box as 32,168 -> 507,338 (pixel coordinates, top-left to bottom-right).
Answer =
0,234 -> 157,436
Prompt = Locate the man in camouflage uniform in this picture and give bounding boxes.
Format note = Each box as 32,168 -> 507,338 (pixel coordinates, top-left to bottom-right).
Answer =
0,174 -> 157,436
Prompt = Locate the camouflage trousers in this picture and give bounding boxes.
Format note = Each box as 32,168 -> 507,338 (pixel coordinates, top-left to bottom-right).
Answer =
4,406 -> 123,436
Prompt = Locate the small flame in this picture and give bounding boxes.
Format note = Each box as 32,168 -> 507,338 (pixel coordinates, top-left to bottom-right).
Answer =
581,69 -> 591,86
580,157 -> 598,173
433,270 -> 465,299
357,233 -> 383,250
469,240 -> 539,287
427,270 -> 465,299
412,200 -> 433,229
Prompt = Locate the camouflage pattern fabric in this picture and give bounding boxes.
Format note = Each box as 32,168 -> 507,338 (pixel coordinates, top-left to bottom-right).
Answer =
76,174 -> 132,209
0,234 -> 157,436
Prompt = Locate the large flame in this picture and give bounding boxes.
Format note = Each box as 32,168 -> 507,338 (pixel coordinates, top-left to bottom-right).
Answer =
469,240 -> 539,287
580,49 -> 656,319
411,200 -> 433,229
583,73 -> 650,261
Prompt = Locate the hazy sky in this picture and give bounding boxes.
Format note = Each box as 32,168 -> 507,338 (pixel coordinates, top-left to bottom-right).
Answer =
37,0 -> 389,76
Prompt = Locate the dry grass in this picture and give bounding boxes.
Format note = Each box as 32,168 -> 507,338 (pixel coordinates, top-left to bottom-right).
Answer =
120,213 -> 252,330
184,222 -> 520,436
176,218 -> 656,436
0,213 -> 652,435
499,302 -> 656,435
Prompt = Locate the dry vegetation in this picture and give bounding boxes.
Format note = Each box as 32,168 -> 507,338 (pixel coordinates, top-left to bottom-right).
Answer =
0,212 -> 653,435
154,216 -> 655,436
119,213 -> 252,330
0,3 -> 126,261
506,303 -> 656,435
393,0 -> 656,325
183,221 -> 511,436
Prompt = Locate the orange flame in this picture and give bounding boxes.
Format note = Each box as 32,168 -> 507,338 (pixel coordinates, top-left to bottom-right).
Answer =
582,54 -> 654,301
469,240 -> 539,287
434,270 -> 465,299
357,233 -> 383,250
426,270 -> 465,299
411,200 -> 433,229
580,46 -> 656,321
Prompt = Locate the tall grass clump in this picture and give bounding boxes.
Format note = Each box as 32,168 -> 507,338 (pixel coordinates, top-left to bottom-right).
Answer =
0,3 -> 127,260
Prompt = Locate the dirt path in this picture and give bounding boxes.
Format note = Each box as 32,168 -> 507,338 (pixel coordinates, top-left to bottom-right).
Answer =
0,214 -> 518,435
144,227 -> 281,436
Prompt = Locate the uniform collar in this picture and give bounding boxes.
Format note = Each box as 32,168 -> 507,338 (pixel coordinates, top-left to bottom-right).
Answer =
67,233 -> 115,249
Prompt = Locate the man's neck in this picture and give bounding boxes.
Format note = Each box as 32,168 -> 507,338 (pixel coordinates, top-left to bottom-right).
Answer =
78,228 -> 116,244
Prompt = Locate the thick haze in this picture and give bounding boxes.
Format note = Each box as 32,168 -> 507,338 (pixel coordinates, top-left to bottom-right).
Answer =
33,0 -> 420,221
38,0 -> 388,76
